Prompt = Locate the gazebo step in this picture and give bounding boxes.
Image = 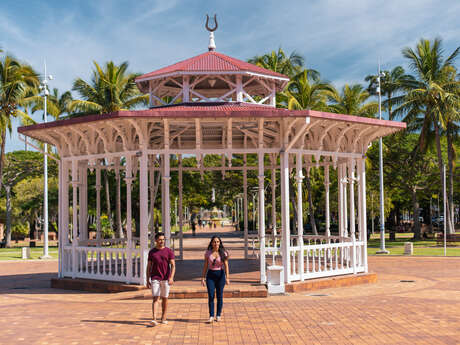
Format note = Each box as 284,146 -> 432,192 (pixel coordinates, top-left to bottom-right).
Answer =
285,273 -> 377,293
51,278 -> 268,298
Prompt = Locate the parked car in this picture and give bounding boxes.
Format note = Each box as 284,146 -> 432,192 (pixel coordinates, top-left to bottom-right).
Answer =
432,216 -> 444,226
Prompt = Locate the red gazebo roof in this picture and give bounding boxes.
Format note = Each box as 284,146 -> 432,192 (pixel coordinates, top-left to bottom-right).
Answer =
135,51 -> 289,82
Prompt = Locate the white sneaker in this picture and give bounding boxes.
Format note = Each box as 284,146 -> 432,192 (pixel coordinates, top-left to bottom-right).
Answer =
216,316 -> 221,322
150,320 -> 158,326
208,317 -> 214,323
160,320 -> 168,324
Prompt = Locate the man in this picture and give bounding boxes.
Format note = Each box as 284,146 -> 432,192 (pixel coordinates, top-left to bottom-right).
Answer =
146,232 -> 175,325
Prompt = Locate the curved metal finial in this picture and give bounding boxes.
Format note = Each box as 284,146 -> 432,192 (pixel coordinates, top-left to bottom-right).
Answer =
205,14 -> 218,32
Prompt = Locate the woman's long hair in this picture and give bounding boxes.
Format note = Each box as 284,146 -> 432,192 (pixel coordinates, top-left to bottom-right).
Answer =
207,235 -> 228,261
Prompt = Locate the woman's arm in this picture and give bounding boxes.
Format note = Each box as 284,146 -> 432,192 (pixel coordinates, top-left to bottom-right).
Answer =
224,259 -> 230,285
201,254 -> 208,286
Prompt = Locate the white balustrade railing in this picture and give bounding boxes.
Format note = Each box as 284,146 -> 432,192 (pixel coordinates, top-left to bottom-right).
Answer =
62,245 -> 142,284
260,233 -> 366,282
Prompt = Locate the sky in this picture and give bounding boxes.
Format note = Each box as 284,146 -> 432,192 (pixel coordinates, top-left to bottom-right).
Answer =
1,0 -> 459,152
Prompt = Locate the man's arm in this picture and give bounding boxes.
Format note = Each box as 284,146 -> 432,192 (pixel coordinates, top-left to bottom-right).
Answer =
146,260 -> 152,288
168,259 -> 176,285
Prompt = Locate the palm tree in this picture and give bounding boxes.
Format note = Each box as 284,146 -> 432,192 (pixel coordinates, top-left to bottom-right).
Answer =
395,38 -> 460,234
70,61 -> 148,238
248,48 -> 311,78
69,60 -> 148,114
0,54 -> 39,193
284,70 -> 334,111
328,84 -> 378,117
282,69 -> 335,235
365,66 -> 416,119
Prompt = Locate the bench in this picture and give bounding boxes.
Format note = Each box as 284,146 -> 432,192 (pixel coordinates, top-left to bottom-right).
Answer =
436,233 -> 460,245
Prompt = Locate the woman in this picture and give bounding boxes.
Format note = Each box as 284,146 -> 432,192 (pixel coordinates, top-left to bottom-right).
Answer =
201,235 -> 230,323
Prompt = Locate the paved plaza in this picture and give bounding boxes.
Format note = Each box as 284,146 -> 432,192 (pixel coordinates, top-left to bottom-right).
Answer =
1,228 -> 459,344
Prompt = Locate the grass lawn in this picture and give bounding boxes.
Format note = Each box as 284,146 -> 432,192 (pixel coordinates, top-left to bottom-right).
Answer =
0,246 -> 59,260
367,232 -> 460,256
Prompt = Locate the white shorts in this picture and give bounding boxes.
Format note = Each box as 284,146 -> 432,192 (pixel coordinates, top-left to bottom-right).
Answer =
151,279 -> 170,298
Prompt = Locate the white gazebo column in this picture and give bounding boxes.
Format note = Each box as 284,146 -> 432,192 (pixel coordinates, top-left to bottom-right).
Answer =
271,155 -> 277,237
243,153 -> 248,259
125,155 -> 133,283
115,158 -> 123,239
95,163 -> 102,241
349,159 -> 356,274
178,154 -> 184,260
139,151 -> 149,285
296,153 -> 304,281
162,153 -> 171,248
258,151 -> 266,283
325,165 -> 331,237
359,158 -> 368,272
343,164 -> 348,237
280,151 -> 291,283
79,163 -> 88,240
71,159 -> 79,279
58,160 -> 69,278
338,163 -> 344,238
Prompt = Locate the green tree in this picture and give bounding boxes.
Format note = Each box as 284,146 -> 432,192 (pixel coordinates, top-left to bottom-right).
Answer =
248,48 -> 310,78
0,54 -> 39,191
395,38 -> 460,234
328,84 -> 378,117
69,60 -> 148,114
1,151 -> 57,246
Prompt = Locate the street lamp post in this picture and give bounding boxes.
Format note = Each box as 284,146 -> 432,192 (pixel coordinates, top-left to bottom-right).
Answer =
376,64 -> 389,254
40,62 -> 52,259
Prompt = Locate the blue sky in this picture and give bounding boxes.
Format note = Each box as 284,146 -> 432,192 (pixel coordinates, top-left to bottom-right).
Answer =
1,0 -> 459,152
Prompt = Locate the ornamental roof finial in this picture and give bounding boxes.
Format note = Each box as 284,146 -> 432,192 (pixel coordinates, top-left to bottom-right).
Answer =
205,14 -> 218,52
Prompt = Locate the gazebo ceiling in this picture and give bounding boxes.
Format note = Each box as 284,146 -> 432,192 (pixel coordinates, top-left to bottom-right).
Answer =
18,102 -> 406,158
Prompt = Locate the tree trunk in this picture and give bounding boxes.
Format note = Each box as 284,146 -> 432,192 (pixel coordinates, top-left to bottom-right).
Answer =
433,121 -> 454,235
4,185 -> 12,247
103,168 -> 114,238
305,171 -> 317,235
447,123 -> 455,234
412,187 -> 421,240
0,130 -> 6,192
289,176 -> 298,235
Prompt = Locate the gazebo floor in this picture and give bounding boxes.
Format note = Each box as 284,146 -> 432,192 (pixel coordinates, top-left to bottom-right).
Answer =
52,226 -> 376,297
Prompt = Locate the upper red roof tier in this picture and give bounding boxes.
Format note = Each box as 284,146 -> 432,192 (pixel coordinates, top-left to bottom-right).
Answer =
135,51 -> 290,82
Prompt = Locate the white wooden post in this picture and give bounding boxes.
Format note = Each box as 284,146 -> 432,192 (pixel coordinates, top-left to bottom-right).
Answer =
96,163 -> 102,241
296,153 -> 304,281
183,76 -> 190,102
280,150 -> 291,283
325,165 -> 331,237
269,81 -> 276,107
178,154 -> 184,260
125,155 -> 133,283
258,120 -> 266,282
349,159 -> 356,274
79,163 -> 88,240
343,164 -> 348,237
139,150 -> 149,286
338,164 -> 344,238
243,152 -> 248,259
115,158 -> 122,238
271,156 -> 277,237
360,158 -> 368,273
57,161 -> 63,277
236,75 -> 243,102
71,159 -> 79,278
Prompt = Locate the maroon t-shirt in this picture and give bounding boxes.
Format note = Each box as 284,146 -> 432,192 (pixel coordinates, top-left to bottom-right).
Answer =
148,247 -> 175,281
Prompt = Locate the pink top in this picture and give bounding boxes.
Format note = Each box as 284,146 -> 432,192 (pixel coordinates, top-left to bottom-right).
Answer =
205,250 -> 228,270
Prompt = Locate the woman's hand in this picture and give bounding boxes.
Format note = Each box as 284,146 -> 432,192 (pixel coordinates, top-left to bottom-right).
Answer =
226,278 -> 230,285
201,278 -> 206,287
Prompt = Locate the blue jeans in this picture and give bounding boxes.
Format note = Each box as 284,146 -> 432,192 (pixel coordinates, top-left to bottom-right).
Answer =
206,269 -> 226,317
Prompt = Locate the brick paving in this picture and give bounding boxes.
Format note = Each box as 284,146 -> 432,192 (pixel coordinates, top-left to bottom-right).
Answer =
1,227 -> 460,344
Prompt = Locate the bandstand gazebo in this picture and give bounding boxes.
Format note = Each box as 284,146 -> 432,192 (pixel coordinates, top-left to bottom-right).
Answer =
18,26 -> 405,286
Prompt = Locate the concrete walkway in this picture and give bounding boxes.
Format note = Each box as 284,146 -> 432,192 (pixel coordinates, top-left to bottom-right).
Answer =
1,230 -> 460,344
